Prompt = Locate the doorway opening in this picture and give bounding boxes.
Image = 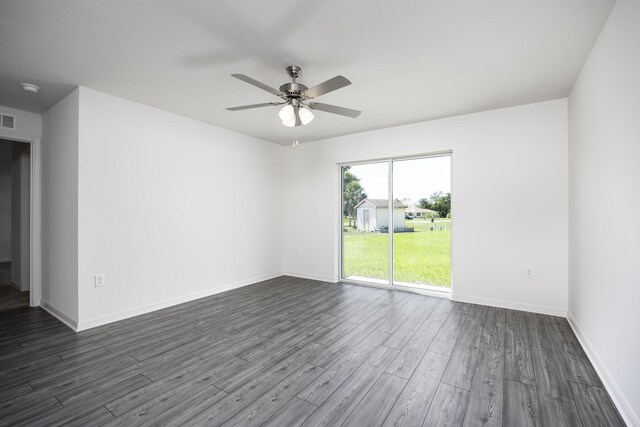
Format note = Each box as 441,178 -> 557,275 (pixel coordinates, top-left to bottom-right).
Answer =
340,153 -> 451,294
0,139 -> 31,311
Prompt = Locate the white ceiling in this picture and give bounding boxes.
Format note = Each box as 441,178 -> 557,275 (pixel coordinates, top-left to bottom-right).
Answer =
0,0 -> 614,145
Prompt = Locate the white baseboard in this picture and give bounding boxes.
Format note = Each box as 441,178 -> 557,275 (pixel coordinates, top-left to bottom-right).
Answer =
10,279 -> 28,293
40,299 -> 78,331
285,271 -> 338,283
567,312 -> 640,427
9,279 -> 21,292
451,293 -> 566,317
75,271 -> 284,331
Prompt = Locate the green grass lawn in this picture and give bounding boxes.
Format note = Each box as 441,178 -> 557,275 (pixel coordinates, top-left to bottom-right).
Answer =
343,218 -> 451,287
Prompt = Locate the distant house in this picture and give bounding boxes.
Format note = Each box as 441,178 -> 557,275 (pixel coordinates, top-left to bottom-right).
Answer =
406,205 -> 439,219
355,199 -> 407,232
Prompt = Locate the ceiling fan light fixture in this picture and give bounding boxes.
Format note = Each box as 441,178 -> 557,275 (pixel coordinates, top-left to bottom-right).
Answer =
279,104 -> 294,122
298,107 -> 314,125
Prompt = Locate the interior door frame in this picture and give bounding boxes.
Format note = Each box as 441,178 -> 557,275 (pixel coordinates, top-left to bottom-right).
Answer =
338,151 -> 453,298
0,131 -> 42,307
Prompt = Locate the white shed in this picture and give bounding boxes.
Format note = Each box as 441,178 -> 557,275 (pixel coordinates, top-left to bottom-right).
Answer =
354,199 -> 407,232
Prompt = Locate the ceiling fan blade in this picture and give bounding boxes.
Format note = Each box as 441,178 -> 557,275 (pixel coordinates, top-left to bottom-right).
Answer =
308,102 -> 361,118
303,75 -> 351,98
231,74 -> 282,96
226,102 -> 281,111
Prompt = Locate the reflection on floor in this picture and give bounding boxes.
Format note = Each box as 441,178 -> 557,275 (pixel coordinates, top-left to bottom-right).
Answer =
0,261 -> 29,311
345,275 -> 452,295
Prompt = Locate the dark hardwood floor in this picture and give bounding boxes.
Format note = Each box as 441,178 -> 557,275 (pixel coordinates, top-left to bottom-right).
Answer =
0,276 -> 625,426
0,262 -> 29,311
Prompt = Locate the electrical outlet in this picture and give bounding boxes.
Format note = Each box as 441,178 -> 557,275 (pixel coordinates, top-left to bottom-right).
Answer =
525,267 -> 535,278
94,274 -> 105,287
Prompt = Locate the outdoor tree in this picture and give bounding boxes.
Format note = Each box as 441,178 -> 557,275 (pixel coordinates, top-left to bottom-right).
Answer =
342,167 -> 367,227
417,197 -> 433,210
418,191 -> 451,218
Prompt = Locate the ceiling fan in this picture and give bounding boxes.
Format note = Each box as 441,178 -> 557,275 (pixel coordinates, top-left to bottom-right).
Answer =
226,65 -> 361,127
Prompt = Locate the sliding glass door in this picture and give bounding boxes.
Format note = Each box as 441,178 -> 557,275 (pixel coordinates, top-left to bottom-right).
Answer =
341,162 -> 389,284
341,154 -> 451,290
392,156 -> 451,288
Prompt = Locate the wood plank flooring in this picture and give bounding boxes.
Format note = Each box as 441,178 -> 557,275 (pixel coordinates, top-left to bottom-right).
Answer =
0,276 -> 625,426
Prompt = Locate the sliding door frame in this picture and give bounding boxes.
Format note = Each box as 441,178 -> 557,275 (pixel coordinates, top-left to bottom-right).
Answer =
338,151 -> 453,298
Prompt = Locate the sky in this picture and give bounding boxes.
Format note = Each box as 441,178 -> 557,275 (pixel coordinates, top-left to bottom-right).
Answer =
347,156 -> 451,205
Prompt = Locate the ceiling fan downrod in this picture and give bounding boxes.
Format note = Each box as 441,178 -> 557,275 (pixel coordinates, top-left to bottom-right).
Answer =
280,66 -> 307,99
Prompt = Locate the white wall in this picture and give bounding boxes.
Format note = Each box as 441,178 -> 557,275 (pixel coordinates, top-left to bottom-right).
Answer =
392,208 -> 406,230
284,99 -> 568,315
41,89 -> 80,324
376,208 -> 391,229
0,105 -> 41,141
568,0 -> 640,424
370,207 -> 406,230
75,87 -> 284,329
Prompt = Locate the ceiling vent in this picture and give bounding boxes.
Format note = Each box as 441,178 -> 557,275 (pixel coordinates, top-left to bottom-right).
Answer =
0,113 -> 16,130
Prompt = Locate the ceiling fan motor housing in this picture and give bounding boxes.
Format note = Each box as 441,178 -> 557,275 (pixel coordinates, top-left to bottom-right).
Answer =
281,65 -> 308,101
279,82 -> 308,100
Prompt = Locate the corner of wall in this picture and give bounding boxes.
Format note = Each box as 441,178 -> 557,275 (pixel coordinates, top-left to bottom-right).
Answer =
40,299 -> 78,331
566,0 -> 640,423
41,87 -> 81,323
568,311 -> 640,426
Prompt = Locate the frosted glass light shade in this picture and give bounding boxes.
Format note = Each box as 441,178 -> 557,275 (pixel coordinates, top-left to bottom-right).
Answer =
298,107 -> 314,125
279,104 -> 295,127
